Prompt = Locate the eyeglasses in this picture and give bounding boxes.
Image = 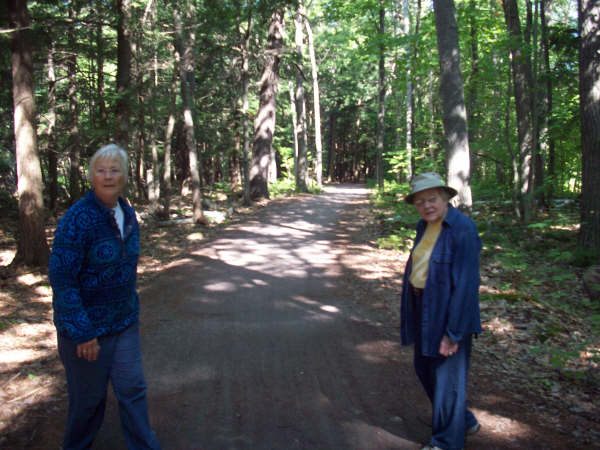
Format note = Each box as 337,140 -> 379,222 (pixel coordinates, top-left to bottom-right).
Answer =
414,196 -> 441,208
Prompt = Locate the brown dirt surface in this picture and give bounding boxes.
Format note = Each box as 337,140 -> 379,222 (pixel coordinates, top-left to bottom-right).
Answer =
0,184 -> 598,449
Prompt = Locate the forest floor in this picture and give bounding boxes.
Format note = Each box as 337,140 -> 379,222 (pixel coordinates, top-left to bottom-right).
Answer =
0,184 -> 599,449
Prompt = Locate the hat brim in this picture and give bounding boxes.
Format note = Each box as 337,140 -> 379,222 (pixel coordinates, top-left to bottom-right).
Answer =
405,186 -> 458,204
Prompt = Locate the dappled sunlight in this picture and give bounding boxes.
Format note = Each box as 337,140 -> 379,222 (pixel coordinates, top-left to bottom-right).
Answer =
355,340 -> 401,364
484,316 -> 516,335
0,249 -> 15,266
202,281 -> 237,293
16,272 -> 45,286
0,322 -> 56,367
471,408 -> 534,438
186,232 -> 204,241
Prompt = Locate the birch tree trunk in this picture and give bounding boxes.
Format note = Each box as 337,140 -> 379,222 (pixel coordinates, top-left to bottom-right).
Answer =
433,0 -> 473,210
8,0 -> 50,267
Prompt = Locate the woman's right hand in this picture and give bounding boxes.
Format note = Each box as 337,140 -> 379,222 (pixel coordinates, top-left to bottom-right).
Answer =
77,338 -> 100,361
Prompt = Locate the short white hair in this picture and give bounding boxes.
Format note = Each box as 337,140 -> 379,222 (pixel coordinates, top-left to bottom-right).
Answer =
88,144 -> 128,183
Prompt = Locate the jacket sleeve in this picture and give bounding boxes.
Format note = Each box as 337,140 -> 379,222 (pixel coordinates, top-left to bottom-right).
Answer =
49,210 -> 97,344
445,224 -> 482,343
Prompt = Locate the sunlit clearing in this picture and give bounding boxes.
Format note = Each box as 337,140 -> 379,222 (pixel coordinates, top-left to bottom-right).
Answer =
186,232 -> 204,241
320,305 -> 339,313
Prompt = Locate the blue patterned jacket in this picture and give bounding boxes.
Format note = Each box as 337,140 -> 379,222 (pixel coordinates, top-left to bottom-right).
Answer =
49,190 -> 140,344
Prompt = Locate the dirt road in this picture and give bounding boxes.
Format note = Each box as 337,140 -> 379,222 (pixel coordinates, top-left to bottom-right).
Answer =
98,184 -> 424,449
24,184 -> 575,449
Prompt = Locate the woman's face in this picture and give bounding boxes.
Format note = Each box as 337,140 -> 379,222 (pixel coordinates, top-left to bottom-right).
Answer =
413,188 -> 448,224
91,157 -> 125,208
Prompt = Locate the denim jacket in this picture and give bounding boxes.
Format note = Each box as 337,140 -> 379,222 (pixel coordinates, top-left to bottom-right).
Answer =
400,205 -> 482,357
49,190 -> 140,344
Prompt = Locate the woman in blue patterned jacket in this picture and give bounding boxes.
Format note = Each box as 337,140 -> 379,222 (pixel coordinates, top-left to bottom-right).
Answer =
49,144 -> 160,450
400,173 -> 482,450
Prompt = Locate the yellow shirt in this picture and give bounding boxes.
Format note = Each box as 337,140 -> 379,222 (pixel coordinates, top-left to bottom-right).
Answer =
409,221 -> 442,289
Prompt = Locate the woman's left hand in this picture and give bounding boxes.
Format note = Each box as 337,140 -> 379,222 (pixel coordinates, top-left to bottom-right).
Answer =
439,334 -> 459,357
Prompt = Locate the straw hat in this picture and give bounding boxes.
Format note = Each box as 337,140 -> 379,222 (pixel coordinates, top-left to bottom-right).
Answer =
404,172 -> 457,204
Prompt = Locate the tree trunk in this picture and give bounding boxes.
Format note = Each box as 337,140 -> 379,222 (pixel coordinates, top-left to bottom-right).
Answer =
578,0 -> 600,262
115,0 -> 132,149
294,5 -> 308,192
433,0 -> 473,210
249,9 -> 283,200
375,5 -> 385,190
67,3 -> 81,204
8,0 -> 50,267
304,14 -> 323,187
95,0 -> 107,134
402,0 -> 414,182
47,39 -> 58,213
289,80 -> 299,181
175,7 -> 204,223
502,0 -> 535,223
541,0 -> 555,203
241,5 -> 252,205
160,69 -> 177,219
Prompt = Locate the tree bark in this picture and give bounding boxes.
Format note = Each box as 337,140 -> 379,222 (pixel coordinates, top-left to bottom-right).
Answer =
376,5 -> 385,190
433,0 -> 473,210
241,5 -> 252,205
175,7 -> 204,223
304,13 -> 323,187
47,39 -> 58,213
67,3 -> 81,204
159,69 -> 177,219
8,0 -> 50,267
502,0 -> 535,223
295,4 -> 308,192
115,0 -> 132,149
250,9 -> 283,200
578,0 -> 600,262
541,0 -> 556,202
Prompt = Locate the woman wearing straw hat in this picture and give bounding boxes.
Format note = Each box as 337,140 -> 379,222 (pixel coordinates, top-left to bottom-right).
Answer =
400,172 -> 482,450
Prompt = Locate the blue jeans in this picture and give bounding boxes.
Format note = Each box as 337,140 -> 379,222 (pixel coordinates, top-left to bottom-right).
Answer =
414,334 -> 477,450
58,324 -> 160,450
